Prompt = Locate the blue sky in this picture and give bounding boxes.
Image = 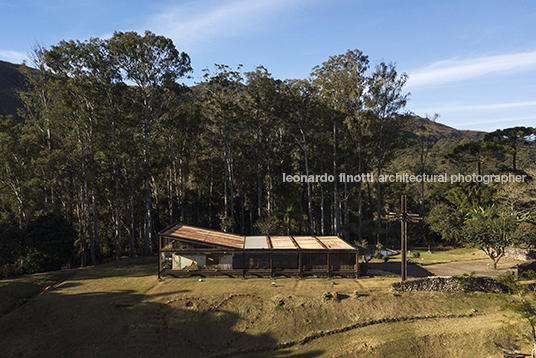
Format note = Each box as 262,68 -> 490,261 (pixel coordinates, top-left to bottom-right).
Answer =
1,0 -> 535,132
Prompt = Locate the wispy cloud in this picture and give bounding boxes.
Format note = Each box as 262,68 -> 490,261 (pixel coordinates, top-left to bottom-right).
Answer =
0,50 -> 28,64
430,100 -> 536,113
407,51 -> 536,87
453,114 -> 536,128
145,0 -> 301,50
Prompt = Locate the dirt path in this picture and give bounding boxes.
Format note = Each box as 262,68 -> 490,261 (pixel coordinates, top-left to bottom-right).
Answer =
368,258 -> 520,278
423,258 -> 519,278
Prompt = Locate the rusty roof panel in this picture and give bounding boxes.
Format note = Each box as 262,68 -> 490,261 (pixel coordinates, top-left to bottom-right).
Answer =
294,236 -> 324,250
317,236 -> 355,250
159,224 -> 356,251
204,233 -> 244,249
162,224 -> 244,249
270,236 -> 297,249
244,236 -> 269,249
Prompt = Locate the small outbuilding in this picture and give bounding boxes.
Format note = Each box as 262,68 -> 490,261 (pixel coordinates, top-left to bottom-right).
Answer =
158,224 -> 360,278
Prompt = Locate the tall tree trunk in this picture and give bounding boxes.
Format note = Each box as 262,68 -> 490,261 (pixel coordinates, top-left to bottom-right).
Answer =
113,117 -> 120,259
266,141 -> 272,217
333,120 -> 340,235
358,151 -> 363,240
77,187 -> 87,267
229,153 -> 235,230
209,167 -> 213,229
144,115 -> 152,255
301,131 -> 314,235
128,148 -> 135,257
83,156 -> 96,266
299,185 -> 303,235
223,112 -> 229,221
321,186 -> 325,236
91,166 -> 100,261
168,134 -> 174,224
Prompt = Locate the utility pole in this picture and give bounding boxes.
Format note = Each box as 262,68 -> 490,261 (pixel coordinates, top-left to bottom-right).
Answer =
387,195 -> 422,281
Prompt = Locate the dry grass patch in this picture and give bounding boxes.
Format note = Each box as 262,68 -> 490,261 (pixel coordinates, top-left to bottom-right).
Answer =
0,256 -> 531,358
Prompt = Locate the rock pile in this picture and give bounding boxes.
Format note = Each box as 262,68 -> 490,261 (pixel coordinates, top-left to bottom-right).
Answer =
391,276 -> 505,293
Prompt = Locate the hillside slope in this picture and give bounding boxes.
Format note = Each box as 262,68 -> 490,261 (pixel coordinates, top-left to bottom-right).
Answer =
0,60 -> 27,118
411,115 -> 486,141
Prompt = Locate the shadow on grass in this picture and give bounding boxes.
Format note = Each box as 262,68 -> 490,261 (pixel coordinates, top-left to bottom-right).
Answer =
235,349 -> 325,358
367,262 -> 433,278
1,285 -> 306,358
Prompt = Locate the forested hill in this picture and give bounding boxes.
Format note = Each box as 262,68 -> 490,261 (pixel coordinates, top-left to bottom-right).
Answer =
411,115 -> 485,141
0,60 -> 27,119
0,60 -> 485,139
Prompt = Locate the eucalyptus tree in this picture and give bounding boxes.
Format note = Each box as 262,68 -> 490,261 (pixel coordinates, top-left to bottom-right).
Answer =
365,62 -> 410,244
311,49 -> 370,238
201,64 -> 244,231
108,30 -> 192,253
44,38 -> 123,263
19,46 -> 57,212
282,78 -> 318,235
243,66 -> 284,220
0,116 -> 33,226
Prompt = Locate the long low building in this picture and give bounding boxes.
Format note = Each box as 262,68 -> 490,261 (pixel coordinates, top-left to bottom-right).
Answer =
158,224 -> 360,278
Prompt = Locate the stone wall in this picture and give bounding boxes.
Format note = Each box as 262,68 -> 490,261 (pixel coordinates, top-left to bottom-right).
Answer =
505,247 -> 536,261
391,276 -> 505,293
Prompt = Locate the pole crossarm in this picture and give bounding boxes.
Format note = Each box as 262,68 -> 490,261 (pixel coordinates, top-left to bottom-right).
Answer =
387,212 -> 423,223
386,195 -> 422,281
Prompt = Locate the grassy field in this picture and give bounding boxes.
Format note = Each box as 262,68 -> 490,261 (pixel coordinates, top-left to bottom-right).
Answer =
374,246 -> 489,265
0,255 -> 530,358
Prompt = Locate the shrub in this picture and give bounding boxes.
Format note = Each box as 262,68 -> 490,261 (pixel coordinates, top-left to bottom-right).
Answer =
452,271 -> 476,291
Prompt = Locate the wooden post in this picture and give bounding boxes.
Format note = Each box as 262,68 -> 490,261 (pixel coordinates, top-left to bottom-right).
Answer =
298,252 -> 303,277
242,252 -> 246,278
327,253 -> 331,278
355,250 -> 359,279
401,195 -> 407,281
270,252 -> 274,278
158,236 -> 162,279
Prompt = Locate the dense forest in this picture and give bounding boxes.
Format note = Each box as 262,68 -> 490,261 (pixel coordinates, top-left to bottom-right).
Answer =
0,31 -> 535,275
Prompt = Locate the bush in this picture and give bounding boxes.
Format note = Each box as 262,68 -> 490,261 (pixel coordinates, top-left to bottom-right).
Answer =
22,213 -> 76,273
452,271 -> 476,291
412,251 -> 421,259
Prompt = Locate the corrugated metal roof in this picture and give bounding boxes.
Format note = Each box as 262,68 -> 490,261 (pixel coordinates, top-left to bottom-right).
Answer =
317,236 -> 355,250
270,236 -> 297,249
293,236 -> 325,250
159,224 -> 356,251
161,224 -> 244,249
244,236 -> 269,249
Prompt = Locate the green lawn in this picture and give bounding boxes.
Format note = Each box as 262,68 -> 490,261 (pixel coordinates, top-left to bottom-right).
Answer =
373,246 -> 489,265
